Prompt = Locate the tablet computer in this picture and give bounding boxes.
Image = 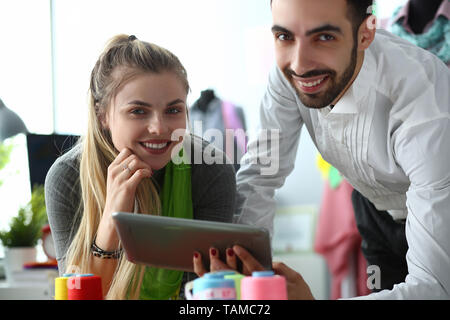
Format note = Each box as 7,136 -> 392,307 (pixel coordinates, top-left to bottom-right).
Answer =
112,212 -> 272,272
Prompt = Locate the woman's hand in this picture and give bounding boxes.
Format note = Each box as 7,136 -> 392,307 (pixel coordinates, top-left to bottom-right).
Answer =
193,247 -> 239,277
192,245 -> 266,277
103,148 -> 152,215
96,148 -> 152,250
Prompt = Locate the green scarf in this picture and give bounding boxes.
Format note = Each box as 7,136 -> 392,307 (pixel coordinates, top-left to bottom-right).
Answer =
138,152 -> 193,300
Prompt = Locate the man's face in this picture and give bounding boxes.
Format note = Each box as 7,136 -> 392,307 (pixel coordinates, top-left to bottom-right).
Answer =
272,0 -> 359,109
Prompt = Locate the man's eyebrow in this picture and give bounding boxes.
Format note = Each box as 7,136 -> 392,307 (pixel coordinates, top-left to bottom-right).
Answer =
305,24 -> 342,36
271,24 -> 343,37
271,24 -> 293,35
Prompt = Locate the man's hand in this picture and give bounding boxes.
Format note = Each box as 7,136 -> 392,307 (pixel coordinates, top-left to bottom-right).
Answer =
271,261 -> 315,300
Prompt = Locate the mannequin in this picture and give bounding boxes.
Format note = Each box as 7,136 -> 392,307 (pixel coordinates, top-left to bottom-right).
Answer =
408,0 -> 443,33
195,89 -> 216,112
390,0 -> 449,65
190,89 -> 247,170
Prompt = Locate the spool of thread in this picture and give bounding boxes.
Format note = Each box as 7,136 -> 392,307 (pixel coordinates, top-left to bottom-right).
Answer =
187,271 -> 236,300
241,271 -> 287,300
210,271 -> 237,278
224,273 -> 245,300
67,274 -> 103,300
54,277 -> 69,300
63,273 -> 76,277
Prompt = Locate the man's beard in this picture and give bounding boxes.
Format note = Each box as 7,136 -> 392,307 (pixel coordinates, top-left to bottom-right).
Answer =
284,43 -> 358,109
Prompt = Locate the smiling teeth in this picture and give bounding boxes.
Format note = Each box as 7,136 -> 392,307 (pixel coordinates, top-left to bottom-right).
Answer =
142,142 -> 168,149
299,77 -> 326,87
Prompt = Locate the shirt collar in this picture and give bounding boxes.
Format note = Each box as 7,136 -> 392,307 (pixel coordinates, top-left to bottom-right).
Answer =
392,0 -> 450,33
327,84 -> 358,114
326,48 -> 376,115
437,0 -> 450,20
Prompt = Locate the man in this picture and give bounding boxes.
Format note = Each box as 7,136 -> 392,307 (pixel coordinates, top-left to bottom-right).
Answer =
232,0 -> 450,299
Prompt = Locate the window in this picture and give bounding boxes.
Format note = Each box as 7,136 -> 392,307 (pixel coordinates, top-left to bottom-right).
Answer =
0,0 -> 53,134
51,0 -> 273,135
0,1 -> 52,259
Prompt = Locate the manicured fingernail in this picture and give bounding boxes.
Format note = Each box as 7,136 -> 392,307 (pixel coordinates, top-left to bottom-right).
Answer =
227,248 -> 234,257
193,252 -> 199,259
210,248 -> 217,256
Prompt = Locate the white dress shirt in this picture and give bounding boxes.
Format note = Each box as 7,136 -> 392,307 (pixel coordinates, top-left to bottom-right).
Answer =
235,29 -> 450,299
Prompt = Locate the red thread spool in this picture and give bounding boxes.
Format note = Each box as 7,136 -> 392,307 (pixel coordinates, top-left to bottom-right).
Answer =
67,274 -> 103,300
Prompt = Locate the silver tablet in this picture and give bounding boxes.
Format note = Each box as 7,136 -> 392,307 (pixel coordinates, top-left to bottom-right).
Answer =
112,212 -> 272,272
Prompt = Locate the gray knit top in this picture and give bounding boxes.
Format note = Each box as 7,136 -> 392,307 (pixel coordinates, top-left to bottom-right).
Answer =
44,135 -> 236,298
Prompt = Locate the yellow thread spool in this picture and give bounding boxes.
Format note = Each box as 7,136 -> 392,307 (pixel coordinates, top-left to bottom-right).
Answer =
54,277 -> 69,300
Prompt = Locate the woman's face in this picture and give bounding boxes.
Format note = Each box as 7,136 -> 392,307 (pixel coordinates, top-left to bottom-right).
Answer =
103,71 -> 187,170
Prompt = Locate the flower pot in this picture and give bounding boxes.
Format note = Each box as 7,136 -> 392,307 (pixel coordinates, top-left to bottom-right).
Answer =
3,247 -> 37,285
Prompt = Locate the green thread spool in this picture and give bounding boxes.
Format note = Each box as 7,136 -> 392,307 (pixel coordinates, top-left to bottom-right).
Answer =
224,273 -> 245,300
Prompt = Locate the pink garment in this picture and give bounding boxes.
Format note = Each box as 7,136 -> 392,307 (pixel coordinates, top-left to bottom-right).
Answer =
314,179 -> 371,299
221,101 -> 247,161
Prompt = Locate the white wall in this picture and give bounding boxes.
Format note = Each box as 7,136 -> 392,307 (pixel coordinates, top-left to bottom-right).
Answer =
51,0 -> 275,136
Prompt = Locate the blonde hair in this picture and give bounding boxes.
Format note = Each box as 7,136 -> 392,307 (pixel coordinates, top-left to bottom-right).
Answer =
64,34 -> 190,299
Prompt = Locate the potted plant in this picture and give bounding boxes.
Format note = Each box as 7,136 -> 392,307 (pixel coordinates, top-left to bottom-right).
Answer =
0,185 -> 48,284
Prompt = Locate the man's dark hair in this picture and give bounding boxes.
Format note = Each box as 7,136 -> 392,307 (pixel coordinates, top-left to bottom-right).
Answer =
270,0 -> 374,33
346,0 -> 374,33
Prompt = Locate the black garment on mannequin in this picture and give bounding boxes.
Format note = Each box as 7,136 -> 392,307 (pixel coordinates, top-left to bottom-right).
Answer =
194,89 -> 216,112
408,0 -> 443,34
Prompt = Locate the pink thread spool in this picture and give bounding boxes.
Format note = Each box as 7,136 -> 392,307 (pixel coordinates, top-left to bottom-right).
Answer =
241,271 -> 287,300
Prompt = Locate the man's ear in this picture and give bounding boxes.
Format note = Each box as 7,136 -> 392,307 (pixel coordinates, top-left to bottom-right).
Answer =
358,15 -> 377,50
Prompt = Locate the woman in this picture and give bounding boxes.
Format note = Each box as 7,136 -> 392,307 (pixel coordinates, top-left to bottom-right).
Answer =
45,34 -> 236,300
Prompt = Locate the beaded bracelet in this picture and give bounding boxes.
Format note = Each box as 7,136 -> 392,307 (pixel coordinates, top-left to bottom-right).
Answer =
91,237 -> 122,259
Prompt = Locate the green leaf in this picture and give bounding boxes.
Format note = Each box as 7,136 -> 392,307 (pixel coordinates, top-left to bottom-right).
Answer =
0,141 -> 14,188
0,141 -> 13,171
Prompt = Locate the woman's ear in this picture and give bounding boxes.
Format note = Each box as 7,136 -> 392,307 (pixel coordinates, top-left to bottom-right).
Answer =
96,104 -> 109,129
358,15 -> 377,51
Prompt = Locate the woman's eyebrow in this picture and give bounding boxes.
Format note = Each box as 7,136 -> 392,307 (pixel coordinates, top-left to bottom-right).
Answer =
127,100 -> 151,107
127,99 -> 185,107
167,98 -> 185,106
